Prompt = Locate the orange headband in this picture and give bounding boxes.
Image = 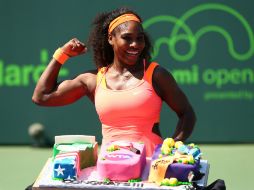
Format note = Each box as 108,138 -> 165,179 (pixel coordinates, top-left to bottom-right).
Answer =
108,13 -> 141,34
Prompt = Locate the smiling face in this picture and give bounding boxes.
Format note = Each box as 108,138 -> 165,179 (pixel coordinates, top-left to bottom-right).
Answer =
108,21 -> 145,66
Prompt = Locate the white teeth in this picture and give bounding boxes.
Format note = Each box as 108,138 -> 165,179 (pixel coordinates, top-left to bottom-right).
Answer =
127,51 -> 138,55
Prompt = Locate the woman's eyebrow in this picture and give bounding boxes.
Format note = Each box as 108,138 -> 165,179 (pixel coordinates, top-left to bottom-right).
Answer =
121,31 -> 144,36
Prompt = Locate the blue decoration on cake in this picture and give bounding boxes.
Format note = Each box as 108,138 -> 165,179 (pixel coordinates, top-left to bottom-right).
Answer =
188,147 -> 201,160
53,155 -> 79,180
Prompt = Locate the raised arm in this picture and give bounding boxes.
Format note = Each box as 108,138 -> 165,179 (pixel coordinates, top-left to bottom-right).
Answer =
32,38 -> 97,106
153,66 -> 196,141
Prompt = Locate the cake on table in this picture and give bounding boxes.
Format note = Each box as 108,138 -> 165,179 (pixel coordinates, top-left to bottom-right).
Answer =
33,135 -> 206,190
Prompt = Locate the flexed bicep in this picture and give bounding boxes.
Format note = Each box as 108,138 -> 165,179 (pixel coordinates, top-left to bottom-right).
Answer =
32,71 -> 97,106
32,74 -> 85,106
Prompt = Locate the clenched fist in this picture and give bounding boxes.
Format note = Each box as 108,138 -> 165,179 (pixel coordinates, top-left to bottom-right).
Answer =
61,38 -> 87,57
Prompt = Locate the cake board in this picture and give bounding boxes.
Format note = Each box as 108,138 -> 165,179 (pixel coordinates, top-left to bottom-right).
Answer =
32,158 -> 209,190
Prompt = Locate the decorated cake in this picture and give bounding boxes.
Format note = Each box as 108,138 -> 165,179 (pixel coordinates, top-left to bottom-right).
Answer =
148,138 -> 202,186
97,141 -> 146,181
52,135 -> 98,180
34,136 -> 207,190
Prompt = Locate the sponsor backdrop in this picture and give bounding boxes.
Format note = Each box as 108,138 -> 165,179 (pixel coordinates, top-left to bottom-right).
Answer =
0,0 -> 253,144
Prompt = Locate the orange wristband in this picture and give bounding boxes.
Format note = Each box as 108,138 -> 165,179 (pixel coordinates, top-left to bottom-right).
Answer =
53,48 -> 69,64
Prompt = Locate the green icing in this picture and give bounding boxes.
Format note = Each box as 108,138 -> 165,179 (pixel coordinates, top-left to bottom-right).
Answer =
161,180 -> 192,186
178,181 -> 192,185
53,142 -> 97,169
103,178 -> 111,182
128,178 -> 142,183
53,144 -> 60,158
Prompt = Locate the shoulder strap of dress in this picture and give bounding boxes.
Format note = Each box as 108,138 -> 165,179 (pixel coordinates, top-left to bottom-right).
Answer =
96,67 -> 107,87
98,63 -> 159,87
145,62 -> 159,86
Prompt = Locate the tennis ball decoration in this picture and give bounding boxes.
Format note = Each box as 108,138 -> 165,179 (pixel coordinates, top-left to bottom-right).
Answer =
161,177 -> 178,186
161,178 -> 171,186
174,141 -> 184,149
161,177 -> 179,186
161,144 -> 171,155
168,178 -> 178,186
164,138 -> 175,147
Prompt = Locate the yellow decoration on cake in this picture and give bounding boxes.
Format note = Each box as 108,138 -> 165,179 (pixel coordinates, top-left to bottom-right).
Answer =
174,141 -> 184,149
161,147 -> 171,155
161,144 -> 167,150
188,143 -> 195,148
163,138 -> 175,147
149,154 -> 191,184
106,144 -> 119,152
148,156 -> 174,185
168,178 -> 178,186
161,178 -> 171,185
187,155 -> 195,164
181,158 -> 188,164
161,144 -> 171,155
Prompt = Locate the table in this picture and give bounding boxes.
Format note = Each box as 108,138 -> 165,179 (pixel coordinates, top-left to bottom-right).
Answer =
32,158 -> 209,190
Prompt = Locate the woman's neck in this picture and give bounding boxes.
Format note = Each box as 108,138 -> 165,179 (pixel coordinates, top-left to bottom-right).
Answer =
110,59 -> 144,74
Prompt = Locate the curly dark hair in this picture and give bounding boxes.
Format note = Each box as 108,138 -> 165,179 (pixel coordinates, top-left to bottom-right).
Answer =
88,7 -> 152,68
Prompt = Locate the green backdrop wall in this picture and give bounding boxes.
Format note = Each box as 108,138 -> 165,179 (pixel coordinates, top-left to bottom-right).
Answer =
0,0 -> 253,144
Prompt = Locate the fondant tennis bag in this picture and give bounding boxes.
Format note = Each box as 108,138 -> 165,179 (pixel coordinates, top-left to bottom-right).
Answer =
148,138 -> 202,185
97,141 -> 146,181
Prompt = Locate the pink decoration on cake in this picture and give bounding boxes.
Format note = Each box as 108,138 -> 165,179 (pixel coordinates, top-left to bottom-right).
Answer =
97,141 -> 146,181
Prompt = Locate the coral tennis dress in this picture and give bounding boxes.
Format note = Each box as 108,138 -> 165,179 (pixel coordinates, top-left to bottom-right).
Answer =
94,62 -> 163,156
